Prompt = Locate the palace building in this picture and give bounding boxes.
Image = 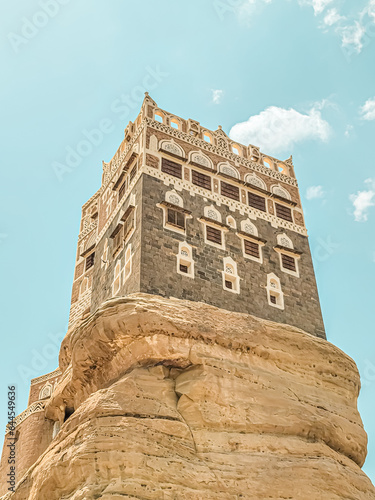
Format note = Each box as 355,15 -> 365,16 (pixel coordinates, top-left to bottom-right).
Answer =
70,93 -> 325,338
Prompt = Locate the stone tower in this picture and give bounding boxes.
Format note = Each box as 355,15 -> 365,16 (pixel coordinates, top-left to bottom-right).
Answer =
1,95 -> 374,499
69,93 -> 324,338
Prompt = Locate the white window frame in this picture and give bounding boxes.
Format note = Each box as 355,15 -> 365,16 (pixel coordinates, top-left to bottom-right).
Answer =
123,245 -> 132,282
176,242 -> 194,278
266,273 -> 284,310
222,257 -> 240,294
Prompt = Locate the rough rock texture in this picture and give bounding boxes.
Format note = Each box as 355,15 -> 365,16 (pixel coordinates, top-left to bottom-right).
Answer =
3,293 -> 375,499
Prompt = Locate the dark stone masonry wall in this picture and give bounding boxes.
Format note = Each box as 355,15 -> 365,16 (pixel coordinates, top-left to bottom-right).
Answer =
139,174 -> 325,338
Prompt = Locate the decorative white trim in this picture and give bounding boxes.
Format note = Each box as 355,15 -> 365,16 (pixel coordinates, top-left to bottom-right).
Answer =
39,382 -> 53,400
226,215 -> 236,229
159,139 -> 185,158
218,162 -> 240,179
31,368 -> 61,386
204,205 -> 222,222
277,233 -> 293,249
112,260 -> 121,295
272,184 -> 291,200
241,219 -> 258,237
237,232 -> 264,265
142,165 -> 307,236
275,247 -> 300,278
176,242 -> 194,278
266,273 -> 284,310
123,244 -> 132,282
222,257 -> 240,294
6,401 -> 46,432
189,151 -> 213,169
165,190 -> 183,207
245,173 -> 267,191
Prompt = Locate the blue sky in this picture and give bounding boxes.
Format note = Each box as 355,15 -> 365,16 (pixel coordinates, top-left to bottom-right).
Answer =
1,0 -> 375,483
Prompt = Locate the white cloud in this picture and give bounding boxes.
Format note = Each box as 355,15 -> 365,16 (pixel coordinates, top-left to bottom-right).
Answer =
323,8 -> 344,26
211,89 -> 224,105
339,22 -> 366,54
229,104 -> 331,155
367,0 -> 375,22
350,179 -> 375,222
306,186 -> 324,200
360,97 -> 375,120
345,124 -> 354,137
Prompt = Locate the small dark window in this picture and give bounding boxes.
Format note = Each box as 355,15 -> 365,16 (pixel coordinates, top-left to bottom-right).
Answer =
206,225 -> 222,245
270,295 -> 277,304
281,253 -> 296,271
225,280 -> 233,290
192,170 -> 211,190
123,209 -> 135,240
275,203 -> 293,222
244,240 -> 260,259
221,181 -> 240,201
118,181 -> 126,201
111,224 -> 124,255
161,158 -> 182,179
167,209 -> 185,229
129,164 -> 137,182
85,252 -> 95,270
179,264 -> 188,273
248,192 -> 266,212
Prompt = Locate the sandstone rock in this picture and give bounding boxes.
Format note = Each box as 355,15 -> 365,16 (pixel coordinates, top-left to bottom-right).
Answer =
2,293 -> 374,499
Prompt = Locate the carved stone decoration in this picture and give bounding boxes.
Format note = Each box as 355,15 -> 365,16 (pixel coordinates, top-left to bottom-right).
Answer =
285,155 -> 294,168
244,223 -> 256,235
161,141 -> 184,158
272,185 -> 291,200
245,174 -> 266,190
191,152 -> 210,168
207,209 -> 218,220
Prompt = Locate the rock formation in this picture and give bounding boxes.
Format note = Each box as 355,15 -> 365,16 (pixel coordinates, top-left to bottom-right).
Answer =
2,293 -> 375,499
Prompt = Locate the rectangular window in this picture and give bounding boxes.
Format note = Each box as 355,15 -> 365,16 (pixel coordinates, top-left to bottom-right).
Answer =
192,170 -> 211,190
221,181 -> 240,201
225,280 -> 233,290
270,295 -> 277,304
111,224 -> 124,255
244,240 -> 260,259
85,252 -> 95,270
206,225 -> 222,245
129,164 -> 137,182
123,209 -> 135,240
179,264 -> 188,274
167,209 -> 185,229
161,158 -> 182,179
248,192 -> 266,212
281,253 -> 296,271
275,203 -> 293,222
118,181 -> 126,202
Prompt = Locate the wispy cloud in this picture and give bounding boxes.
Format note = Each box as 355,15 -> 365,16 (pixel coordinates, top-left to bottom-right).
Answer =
350,179 -> 375,222
229,103 -> 331,155
360,97 -> 375,120
211,89 -> 224,105
339,21 -> 367,54
323,8 -> 345,27
306,185 -> 325,200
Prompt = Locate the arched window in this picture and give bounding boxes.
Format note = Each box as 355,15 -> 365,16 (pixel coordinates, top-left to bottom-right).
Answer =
222,257 -> 240,293
277,233 -> 293,249
277,163 -> 289,175
218,163 -> 240,179
245,174 -> 267,191
203,132 -> 212,143
154,111 -> 164,123
190,152 -> 213,169
160,140 -> 185,159
272,185 -> 291,200
226,216 -> 236,229
170,118 -> 180,130
165,190 -> 183,207
177,242 -> 194,278
204,205 -> 222,222
39,383 -> 52,400
241,219 -> 258,237
231,144 -> 241,155
263,158 -> 273,169
266,273 -> 284,309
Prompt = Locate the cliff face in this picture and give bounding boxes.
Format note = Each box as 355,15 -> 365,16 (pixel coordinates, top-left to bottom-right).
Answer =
2,294 -> 374,499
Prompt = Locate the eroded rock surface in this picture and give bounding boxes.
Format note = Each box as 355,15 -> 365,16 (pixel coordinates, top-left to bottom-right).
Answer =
2,294 -> 375,499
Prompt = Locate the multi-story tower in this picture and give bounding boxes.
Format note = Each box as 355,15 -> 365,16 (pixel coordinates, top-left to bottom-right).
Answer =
70,93 -> 325,338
